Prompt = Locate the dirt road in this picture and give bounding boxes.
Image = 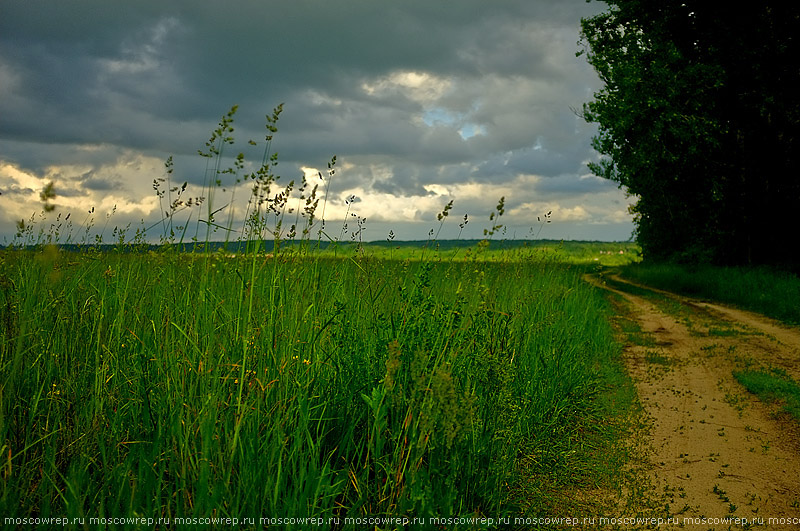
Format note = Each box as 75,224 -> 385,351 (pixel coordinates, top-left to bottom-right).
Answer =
588,272 -> 800,529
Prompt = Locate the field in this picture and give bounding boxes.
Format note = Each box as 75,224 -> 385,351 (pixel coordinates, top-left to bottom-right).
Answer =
0,240 -> 640,526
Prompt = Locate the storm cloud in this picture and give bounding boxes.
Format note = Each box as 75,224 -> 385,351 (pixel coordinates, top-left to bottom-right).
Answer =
0,0 -> 634,242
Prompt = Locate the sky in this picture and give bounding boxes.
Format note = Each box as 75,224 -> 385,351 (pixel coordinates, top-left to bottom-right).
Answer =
0,0 -> 635,245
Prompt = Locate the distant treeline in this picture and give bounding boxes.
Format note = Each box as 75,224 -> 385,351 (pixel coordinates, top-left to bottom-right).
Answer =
0,239 -> 634,254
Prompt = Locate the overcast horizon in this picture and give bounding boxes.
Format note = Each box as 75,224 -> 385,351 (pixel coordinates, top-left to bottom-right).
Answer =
0,1 -> 636,244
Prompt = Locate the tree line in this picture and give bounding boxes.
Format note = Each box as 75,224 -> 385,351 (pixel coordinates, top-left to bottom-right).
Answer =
580,1 -> 800,270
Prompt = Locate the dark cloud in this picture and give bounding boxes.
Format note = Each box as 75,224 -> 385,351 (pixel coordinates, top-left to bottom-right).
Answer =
534,173 -> 618,197
0,0 -> 632,241
79,172 -> 123,193
1,185 -> 36,200
1,0 -> 601,144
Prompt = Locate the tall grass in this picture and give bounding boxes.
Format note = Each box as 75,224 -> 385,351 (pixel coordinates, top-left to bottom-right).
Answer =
0,248 -> 623,519
0,105 -> 630,525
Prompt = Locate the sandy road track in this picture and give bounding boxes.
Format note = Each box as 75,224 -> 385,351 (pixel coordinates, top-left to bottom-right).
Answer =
587,272 -> 800,529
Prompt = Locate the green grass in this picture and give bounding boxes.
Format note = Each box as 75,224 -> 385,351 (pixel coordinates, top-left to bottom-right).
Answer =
619,263 -> 800,326
644,350 -> 672,366
733,368 -> 800,421
350,240 -> 641,267
0,244 -> 635,524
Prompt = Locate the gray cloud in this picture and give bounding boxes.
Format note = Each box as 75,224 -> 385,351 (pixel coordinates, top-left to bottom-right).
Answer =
0,0 -> 632,242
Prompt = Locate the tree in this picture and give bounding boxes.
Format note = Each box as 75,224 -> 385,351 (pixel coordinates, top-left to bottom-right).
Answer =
580,1 -> 800,269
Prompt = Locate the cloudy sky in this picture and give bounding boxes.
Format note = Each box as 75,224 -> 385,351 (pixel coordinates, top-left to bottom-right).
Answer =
0,0 -> 634,244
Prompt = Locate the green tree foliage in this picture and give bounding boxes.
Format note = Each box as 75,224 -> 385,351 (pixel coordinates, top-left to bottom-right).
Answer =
580,1 -> 800,268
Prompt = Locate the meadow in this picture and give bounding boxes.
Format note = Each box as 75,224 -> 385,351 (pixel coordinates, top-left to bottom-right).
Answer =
0,241 -> 639,526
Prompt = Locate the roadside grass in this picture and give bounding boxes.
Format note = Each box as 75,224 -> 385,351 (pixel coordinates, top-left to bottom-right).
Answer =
618,263 -> 800,326
733,368 -> 800,422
